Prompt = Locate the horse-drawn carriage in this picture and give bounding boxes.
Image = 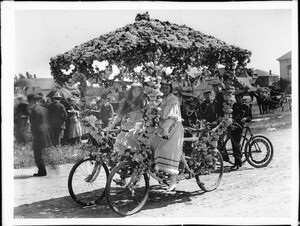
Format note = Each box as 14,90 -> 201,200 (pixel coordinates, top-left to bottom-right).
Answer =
250,87 -> 291,115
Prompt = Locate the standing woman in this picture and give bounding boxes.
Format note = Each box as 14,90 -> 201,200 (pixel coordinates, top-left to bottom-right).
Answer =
108,82 -> 145,155
149,81 -> 184,191
68,109 -> 82,145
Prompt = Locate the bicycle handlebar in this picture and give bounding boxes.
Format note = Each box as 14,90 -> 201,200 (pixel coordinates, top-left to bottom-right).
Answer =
120,128 -> 168,140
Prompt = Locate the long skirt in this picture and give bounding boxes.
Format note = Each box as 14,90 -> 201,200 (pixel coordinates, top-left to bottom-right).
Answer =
149,121 -> 184,175
69,122 -> 82,139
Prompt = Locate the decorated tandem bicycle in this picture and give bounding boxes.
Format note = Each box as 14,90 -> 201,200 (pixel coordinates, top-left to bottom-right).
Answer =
49,13 -> 273,216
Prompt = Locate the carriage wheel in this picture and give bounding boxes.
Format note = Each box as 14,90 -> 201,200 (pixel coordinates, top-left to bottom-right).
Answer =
195,150 -> 224,192
68,158 -> 109,206
106,161 -> 149,216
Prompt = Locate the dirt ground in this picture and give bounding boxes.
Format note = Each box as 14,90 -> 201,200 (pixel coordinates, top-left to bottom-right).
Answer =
12,127 -> 297,225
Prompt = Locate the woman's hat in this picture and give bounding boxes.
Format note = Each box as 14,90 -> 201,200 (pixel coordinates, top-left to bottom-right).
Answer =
131,82 -> 143,88
203,89 -> 212,94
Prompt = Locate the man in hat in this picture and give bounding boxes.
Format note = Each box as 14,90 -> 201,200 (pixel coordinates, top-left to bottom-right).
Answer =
198,89 -> 217,123
27,93 -> 52,176
99,96 -> 114,128
210,79 -> 225,120
231,89 -> 253,169
47,92 -> 68,146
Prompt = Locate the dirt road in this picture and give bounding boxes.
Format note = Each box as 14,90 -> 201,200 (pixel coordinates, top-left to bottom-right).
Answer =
13,127 -> 296,223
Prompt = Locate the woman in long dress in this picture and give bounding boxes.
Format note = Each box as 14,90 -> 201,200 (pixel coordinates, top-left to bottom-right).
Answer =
149,81 -> 184,191
108,82 -> 145,155
68,109 -> 82,145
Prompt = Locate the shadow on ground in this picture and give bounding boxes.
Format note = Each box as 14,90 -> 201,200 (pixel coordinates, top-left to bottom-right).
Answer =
14,185 -> 205,218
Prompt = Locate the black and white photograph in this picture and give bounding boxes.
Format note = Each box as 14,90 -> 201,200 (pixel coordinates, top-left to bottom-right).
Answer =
2,1 -> 298,226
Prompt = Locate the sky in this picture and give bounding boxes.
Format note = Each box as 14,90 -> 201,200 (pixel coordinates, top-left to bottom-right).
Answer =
5,1 -> 296,79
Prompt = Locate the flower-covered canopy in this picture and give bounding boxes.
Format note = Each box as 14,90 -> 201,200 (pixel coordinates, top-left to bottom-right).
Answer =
49,12 -> 251,86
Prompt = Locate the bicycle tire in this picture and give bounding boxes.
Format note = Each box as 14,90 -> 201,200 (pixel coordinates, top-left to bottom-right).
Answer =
195,149 -> 224,192
245,135 -> 274,168
223,135 -> 248,165
68,157 -> 109,206
106,161 -> 149,216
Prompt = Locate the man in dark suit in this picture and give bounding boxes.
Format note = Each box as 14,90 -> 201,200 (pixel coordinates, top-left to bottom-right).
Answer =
198,90 -> 217,123
27,93 -> 53,176
231,89 -> 253,169
47,93 -> 68,146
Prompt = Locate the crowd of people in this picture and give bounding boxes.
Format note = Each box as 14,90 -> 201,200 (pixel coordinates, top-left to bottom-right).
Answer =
14,78 -> 252,187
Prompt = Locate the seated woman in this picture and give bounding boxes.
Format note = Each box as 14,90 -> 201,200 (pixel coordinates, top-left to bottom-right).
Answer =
148,81 -> 184,191
108,82 -> 145,155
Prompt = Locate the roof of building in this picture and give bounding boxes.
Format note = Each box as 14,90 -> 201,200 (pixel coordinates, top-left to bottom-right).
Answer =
277,51 -> 291,61
235,77 -> 255,89
253,69 -> 279,77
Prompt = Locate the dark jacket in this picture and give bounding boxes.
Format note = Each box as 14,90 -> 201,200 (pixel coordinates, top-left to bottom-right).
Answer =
30,103 -> 53,149
213,91 -> 225,118
198,100 -> 217,123
232,102 -> 252,126
48,100 -> 68,128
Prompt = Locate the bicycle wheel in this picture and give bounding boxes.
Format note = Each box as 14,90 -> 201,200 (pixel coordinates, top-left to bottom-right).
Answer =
245,135 -> 274,168
223,135 -> 248,165
106,161 -> 149,216
68,157 -> 109,206
195,149 -> 224,192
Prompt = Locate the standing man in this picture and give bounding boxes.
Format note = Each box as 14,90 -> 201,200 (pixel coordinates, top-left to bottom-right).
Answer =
47,93 -> 68,146
27,93 -> 52,176
231,89 -> 253,169
198,90 -> 217,123
99,96 -> 114,128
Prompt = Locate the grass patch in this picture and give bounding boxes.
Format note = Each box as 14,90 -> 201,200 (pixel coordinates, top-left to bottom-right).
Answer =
14,143 -> 87,169
251,111 -> 292,133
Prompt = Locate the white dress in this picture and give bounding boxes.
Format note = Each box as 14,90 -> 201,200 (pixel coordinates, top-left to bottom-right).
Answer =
114,109 -> 144,155
149,93 -> 184,174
